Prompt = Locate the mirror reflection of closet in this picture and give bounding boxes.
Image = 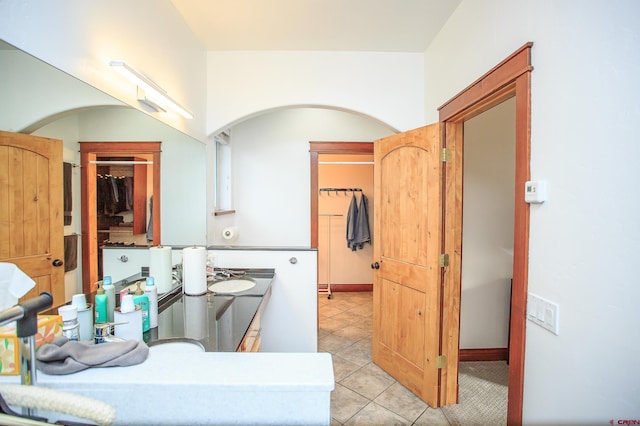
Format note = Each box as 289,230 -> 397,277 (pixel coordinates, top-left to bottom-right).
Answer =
94,155 -> 154,279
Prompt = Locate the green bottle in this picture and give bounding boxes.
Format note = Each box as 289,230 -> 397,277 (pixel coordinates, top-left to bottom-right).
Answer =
94,281 -> 108,323
134,281 -> 150,332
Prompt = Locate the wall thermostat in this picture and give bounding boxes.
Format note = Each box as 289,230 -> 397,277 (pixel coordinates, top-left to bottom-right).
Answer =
524,180 -> 546,204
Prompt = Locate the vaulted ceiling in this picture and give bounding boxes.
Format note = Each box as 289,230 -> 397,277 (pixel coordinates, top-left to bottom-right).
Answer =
170,0 -> 462,52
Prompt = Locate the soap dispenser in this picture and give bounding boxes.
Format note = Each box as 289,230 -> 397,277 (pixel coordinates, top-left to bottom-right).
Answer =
94,280 -> 108,324
134,281 -> 150,332
102,275 -> 115,323
144,277 -> 158,328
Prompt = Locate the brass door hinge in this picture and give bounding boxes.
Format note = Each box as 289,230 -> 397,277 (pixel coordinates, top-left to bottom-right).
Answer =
439,253 -> 450,268
436,355 -> 446,369
440,148 -> 451,162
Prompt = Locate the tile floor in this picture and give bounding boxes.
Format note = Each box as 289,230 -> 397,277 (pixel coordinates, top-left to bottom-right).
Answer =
318,291 -> 506,426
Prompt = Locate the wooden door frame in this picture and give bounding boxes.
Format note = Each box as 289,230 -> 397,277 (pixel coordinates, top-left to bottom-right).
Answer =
309,142 -> 374,248
79,141 -> 161,294
439,42 -> 533,423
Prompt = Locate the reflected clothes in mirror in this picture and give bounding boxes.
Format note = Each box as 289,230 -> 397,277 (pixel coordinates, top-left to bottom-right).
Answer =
146,196 -> 153,241
97,175 -> 132,215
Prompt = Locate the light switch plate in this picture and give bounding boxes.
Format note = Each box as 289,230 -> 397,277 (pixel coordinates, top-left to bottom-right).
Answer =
527,293 -> 560,335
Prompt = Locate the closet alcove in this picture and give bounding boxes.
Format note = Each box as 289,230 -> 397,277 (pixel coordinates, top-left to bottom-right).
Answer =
317,153 -> 374,294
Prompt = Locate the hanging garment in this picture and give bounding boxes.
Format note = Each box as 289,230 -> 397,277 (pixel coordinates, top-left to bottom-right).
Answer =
353,193 -> 371,250
346,194 -> 359,250
64,234 -> 78,272
63,162 -> 72,225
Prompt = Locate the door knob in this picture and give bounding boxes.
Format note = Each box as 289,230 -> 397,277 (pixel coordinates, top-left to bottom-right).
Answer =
52,259 -> 63,267
371,262 -> 380,270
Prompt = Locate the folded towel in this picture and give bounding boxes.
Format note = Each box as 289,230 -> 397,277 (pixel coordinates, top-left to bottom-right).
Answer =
36,336 -> 149,375
64,234 -> 78,272
63,162 -> 72,226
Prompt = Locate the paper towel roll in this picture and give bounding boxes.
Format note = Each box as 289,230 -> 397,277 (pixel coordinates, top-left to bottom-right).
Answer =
149,246 -> 172,294
221,226 -> 238,242
182,246 -> 207,295
183,294 -> 209,340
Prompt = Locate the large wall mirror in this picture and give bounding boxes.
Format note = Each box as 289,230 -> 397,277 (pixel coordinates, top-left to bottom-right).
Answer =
0,39 -> 206,301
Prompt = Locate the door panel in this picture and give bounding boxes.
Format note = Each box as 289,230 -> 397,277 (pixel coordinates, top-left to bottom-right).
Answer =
0,131 -> 64,307
372,123 -> 445,407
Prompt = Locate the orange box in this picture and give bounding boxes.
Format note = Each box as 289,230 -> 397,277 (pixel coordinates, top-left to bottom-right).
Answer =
0,315 -> 63,375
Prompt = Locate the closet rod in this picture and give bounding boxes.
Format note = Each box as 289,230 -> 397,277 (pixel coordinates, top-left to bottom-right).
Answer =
318,161 -> 374,165
89,160 -> 153,165
319,188 -> 362,193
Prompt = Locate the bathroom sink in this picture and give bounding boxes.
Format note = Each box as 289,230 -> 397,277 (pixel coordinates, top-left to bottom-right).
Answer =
208,279 -> 256,294
148,338 -> 205,353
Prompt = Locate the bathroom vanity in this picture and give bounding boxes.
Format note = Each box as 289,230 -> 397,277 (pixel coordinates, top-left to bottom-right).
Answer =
115,268 -> 274,352
0,267 -> 332,425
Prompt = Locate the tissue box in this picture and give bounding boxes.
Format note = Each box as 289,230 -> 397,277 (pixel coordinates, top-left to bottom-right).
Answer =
0,315 -> 63,375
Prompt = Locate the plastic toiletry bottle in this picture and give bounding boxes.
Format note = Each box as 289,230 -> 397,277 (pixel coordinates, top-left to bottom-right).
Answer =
114,294 -> 143,341
58,305 -> 80,341
134,281 -> 150,332
144,276 -> 158,329
103,275 -> 115,323
94,280 -> 108,324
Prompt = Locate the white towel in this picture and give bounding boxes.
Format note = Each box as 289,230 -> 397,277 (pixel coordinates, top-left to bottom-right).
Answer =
0,263 -> 36,311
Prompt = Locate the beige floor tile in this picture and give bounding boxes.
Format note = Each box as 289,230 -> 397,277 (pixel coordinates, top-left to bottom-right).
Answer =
335,341 -> 372,367
340,363 -> 395,400
374,382 -> 428,423
332,324 -> 371,341
319,333 -> 357,353
414,407 -> 451,426
331,383 -> 370,424
344,401 -> 410,426
319,316 -> 353,333
331,354 -> 363,382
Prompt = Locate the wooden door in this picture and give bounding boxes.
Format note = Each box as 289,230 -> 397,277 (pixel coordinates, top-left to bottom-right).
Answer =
0,131 -> 65,307
372,123 -> 453,407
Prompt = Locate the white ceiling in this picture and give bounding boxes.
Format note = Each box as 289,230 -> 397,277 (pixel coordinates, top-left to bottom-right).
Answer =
170,0 -> 462,52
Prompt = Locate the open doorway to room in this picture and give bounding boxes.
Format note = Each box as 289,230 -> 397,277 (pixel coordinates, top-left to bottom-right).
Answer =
459,97 -> 515,362
79,141 -> 161,294
317,152 -> 374,297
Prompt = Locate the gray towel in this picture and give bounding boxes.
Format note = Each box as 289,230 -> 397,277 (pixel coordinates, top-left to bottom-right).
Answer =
36,336 -> 149,375
353,194 -> 371,249
346,194 -> 358,250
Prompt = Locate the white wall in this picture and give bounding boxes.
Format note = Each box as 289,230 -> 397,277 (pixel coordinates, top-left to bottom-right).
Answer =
0,0 -> 207,142
460,98 -> 515,349
426,0 -> 640,423
206,51 -> 424,134
0,49 -> 123,132
210,108 -> 394,247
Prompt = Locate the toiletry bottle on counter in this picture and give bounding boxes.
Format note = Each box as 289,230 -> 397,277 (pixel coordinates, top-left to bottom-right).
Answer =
71,293 -> 94,341
144,277 -> 158,328
95,281 -> 108,324
114,294 -> 143,341
103,275 -> 115,323
58,305 -> 80,341
134,281 -> 150,332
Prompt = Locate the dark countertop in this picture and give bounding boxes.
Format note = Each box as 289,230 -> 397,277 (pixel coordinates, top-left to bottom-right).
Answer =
112,269 -> 274,352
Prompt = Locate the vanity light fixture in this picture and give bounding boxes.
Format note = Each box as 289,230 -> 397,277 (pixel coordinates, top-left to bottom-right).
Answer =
109,60 -> 193,120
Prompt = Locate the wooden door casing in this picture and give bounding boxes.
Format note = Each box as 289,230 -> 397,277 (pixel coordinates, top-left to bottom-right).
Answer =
372,123 -> 444,407
0,131 -> 65,307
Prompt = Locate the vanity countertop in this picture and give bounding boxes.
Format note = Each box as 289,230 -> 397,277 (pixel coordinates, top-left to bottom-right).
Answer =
113,269 -> 274,352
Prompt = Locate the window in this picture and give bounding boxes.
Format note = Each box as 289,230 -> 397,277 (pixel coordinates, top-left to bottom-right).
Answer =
214,130 -> 233,213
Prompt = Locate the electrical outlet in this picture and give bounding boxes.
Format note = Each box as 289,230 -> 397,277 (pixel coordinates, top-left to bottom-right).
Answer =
527,293 -> 560,335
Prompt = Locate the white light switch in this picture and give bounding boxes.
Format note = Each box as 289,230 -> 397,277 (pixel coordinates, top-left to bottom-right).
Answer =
527,293 -> 560,335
